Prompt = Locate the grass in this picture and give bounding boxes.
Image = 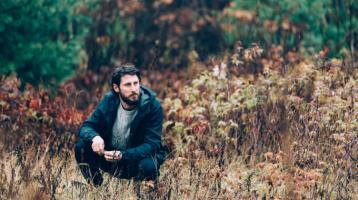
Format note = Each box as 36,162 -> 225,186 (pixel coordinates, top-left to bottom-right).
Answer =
0,50 -> 357,199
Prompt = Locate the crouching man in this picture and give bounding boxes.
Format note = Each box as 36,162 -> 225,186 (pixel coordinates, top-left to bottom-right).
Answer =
74,64 -> 165,186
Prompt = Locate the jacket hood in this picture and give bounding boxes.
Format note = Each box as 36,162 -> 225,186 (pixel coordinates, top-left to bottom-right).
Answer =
139,85 -> 156,107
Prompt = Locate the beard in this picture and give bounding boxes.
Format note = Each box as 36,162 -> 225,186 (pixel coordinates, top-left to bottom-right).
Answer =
119,91 -> 140,106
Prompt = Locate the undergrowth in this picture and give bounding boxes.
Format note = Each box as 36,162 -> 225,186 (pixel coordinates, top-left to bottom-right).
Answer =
0,46 -> 357,199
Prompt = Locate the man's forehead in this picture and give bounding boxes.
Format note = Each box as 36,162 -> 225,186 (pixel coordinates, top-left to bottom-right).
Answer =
121,74 -> 139,84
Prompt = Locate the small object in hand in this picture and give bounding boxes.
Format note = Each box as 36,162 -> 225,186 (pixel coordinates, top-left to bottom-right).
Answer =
104,150 -> 122,162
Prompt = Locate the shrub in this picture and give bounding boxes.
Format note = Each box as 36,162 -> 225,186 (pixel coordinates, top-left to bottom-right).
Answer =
0,0 -> 98,86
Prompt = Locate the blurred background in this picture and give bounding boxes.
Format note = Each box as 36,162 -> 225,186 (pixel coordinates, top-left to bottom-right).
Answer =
1,0 -> 357,87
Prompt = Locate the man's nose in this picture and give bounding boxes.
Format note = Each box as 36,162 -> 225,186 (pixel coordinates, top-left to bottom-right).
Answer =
130,84 -> 138,92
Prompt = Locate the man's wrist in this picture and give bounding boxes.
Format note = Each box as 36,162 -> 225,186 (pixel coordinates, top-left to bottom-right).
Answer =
92,135 -> 101,141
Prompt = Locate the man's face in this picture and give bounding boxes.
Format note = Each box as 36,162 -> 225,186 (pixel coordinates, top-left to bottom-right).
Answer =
114,74 -> 140,106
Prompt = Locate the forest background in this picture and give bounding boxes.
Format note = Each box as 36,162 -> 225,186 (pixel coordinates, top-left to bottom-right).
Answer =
0,0 -> 357,199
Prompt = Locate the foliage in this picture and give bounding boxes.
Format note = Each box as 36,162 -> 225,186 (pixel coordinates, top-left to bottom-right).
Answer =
222,0 -> 358,57
162,45 -> 357,199
1,0 -> 356,87
0,0 -> 99,86
86,0 -> 357,72
85,0 -> 230,71
0,45 -> 357,199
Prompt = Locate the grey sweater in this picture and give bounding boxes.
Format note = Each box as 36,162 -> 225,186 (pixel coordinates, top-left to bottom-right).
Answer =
111,104 -> 138,150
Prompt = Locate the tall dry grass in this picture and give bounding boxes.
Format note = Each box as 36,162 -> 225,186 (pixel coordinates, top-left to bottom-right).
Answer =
0,46 -> 357,199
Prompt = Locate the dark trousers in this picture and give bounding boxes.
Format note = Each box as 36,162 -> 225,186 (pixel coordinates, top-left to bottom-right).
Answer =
74,140 -> 160,182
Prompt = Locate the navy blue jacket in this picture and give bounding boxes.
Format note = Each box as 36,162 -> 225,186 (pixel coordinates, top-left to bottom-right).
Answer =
78,86 -> 165,164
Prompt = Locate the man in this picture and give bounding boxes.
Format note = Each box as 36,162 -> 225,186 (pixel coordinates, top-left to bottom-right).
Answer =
74,64 -> 165,187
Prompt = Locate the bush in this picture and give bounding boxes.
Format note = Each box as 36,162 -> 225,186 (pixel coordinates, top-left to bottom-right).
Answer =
223,0 -> 358,57
162,46 -> 357,199
0,46 -> 357,199
0,0 -> 98,86
85,0 -> 230,70
86,0 -> 357,72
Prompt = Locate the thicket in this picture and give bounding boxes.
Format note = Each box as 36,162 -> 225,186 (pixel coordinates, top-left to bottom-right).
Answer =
0,0 -> 357,199
86,0 -> 358,70
1,0 -> 357,86
225,0 -> 358,56
0,0 -> 98,86
162,45 -> 357,199
0,45 -> 356,199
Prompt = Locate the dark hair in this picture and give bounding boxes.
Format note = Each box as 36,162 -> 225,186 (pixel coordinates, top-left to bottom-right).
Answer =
111,63 -> 141,88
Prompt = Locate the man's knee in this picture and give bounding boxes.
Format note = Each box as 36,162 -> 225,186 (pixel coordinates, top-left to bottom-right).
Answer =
137,157 -> 159,180
74,140 -> 91,163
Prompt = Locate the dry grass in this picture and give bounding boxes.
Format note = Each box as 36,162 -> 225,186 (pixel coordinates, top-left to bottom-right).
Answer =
0,49 -> 357,199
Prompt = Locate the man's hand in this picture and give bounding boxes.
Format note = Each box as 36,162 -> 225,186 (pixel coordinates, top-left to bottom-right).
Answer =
91,136 -> 105,155
104,150 -> 122,162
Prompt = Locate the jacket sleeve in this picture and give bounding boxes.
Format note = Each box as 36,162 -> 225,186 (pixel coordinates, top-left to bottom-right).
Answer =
121,100 -> 163,163
78,96 -> 107,143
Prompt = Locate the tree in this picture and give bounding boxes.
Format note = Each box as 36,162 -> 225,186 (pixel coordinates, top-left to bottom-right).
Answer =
0,0 -> 98,86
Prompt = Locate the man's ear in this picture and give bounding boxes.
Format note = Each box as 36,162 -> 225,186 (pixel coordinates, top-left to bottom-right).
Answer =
113,84 -> 120,93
